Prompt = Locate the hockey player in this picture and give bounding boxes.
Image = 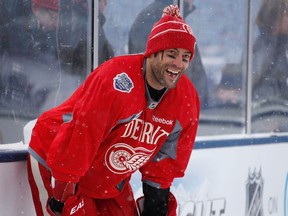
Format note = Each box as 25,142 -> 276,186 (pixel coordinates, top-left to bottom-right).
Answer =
27,5 -> 200,216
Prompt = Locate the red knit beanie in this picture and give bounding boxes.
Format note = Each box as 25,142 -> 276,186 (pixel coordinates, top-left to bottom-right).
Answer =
144,5 -> 196,61
32,0 -> 59,11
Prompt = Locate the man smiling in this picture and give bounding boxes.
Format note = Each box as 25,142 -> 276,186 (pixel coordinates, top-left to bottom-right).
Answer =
146,49 -> 191,89
27,4 -> 200,216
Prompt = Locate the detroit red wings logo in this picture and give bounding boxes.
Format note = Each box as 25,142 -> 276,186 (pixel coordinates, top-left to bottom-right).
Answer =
105,143 -> 156,174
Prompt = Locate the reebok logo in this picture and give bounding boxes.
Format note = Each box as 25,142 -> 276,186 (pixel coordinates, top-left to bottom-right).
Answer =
152,115 -> 173,125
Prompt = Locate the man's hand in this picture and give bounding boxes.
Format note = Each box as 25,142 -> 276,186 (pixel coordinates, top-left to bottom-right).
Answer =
48,177 -> 77,214
51,177 -> 76,202
137,187 -> 177,216
140,183 -> 170,216
47,196 -> 64,215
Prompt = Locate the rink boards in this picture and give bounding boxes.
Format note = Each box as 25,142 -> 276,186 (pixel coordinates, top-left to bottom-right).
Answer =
1,134 -> 288,216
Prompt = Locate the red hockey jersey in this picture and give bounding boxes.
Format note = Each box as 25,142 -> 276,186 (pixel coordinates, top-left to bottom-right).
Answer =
28,54 -> 200,199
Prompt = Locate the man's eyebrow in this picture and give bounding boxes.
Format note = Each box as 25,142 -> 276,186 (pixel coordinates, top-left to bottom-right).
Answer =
173,48 -> 191,54
165,48 -> 181,51
165,49 -> 191,56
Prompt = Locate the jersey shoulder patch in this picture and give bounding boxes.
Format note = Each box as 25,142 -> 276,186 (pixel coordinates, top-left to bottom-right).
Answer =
113,72 -> 134,93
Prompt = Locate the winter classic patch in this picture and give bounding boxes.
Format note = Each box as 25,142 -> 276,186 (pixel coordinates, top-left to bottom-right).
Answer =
113,72 -> 134,93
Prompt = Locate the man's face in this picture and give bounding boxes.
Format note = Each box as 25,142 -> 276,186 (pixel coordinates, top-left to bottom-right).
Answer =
277,14 -> 288,34
34,7 -> 59,31
99,0 -> 108,13
147,48 -> 191,89
184,0 -> 194,11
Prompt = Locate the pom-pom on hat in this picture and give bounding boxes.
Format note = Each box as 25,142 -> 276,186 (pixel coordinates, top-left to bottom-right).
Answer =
32,0 -> 59,11
144,5 -> 196,61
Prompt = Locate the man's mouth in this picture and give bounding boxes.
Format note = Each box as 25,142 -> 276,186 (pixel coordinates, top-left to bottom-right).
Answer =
166,68 -> 180,78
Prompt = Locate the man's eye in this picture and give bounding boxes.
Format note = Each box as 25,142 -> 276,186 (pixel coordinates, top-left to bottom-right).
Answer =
166,51 -> 176,58
182,55 -> 190,62
168,54 -> 176,59
166,50 -> 176,55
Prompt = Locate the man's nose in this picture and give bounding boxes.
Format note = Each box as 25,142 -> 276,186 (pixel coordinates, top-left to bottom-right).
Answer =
173,56 -> 183,68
